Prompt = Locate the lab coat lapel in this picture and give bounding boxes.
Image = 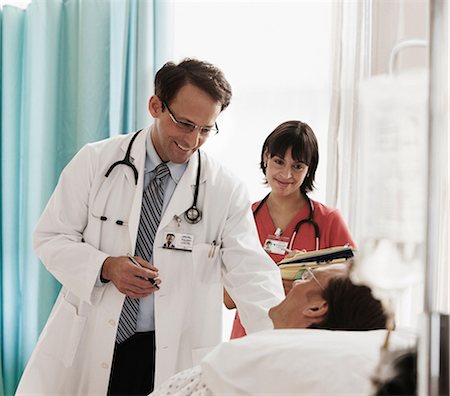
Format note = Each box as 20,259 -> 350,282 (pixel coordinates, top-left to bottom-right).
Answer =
159,150 -> 206,230
125,129 -> 149,247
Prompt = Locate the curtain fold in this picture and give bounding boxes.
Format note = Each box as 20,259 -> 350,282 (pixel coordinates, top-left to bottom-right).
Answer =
325,0 -> 367,233
327,0 -> 446,328
0,8 -> 4,396
0,1 -> 155,394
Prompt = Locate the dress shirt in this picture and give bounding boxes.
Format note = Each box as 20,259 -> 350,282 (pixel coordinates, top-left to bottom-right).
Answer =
136,128 -> 187,331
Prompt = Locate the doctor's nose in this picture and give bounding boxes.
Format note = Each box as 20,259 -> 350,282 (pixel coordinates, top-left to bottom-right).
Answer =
184,129 -> 201,147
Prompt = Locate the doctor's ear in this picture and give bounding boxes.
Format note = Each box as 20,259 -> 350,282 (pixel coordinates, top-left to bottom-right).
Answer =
148,95 -> 163,117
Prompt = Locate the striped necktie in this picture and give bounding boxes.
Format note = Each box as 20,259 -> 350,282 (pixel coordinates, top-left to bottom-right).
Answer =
116,162 -> 170,344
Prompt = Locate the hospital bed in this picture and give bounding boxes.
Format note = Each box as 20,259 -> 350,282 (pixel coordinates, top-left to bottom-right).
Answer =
152,328 -> 417,395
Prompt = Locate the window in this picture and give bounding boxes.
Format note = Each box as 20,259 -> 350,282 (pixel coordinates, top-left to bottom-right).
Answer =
168,0 -> 333,338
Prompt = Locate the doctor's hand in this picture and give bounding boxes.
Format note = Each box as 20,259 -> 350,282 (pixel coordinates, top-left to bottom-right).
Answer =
101,256 -> 161,298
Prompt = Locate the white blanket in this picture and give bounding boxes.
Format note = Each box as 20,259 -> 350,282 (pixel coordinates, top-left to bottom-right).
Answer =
152,329 -> 416,396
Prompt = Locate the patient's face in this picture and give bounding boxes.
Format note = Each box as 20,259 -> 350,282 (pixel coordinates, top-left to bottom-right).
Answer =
269,264 -> 348,329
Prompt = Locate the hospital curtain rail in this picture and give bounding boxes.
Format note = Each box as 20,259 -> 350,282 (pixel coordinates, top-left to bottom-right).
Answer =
0,0 -> 156,394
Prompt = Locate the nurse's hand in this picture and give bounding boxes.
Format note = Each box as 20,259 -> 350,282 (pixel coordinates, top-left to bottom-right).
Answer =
281,249 -> 305,295
101,255 -> 161,298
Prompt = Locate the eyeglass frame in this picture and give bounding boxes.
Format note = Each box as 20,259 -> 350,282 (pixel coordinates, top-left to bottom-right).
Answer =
162,101 -> 219,136
295,267 -> 325,290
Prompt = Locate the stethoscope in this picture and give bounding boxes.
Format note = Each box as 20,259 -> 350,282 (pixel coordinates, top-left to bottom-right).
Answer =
104,129 -> 203,225
253,192 -> 320,251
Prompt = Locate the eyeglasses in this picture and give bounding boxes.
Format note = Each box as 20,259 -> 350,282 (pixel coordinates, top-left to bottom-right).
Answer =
163,101 -> 219,137
294,267 -> 325,290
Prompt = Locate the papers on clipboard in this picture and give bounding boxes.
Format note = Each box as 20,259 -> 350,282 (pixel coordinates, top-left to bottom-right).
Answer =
277,246 -> 355,280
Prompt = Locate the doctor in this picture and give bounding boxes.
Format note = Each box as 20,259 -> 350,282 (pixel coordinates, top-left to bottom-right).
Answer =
16,58 -> 284,396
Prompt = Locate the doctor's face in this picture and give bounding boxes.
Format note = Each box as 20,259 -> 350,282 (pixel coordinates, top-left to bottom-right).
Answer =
269,264 -> 348,329
149,83 -> 222,163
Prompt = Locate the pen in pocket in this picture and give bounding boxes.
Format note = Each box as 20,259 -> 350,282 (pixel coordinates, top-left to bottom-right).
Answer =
208,240 -> 217,258
127,254 -> 160,289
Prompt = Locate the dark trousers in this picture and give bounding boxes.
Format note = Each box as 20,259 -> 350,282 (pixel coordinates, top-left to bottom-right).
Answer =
107,331 -> 156,396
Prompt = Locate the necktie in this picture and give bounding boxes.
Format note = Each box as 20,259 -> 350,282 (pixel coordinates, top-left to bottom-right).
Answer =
116,162 -> 170,344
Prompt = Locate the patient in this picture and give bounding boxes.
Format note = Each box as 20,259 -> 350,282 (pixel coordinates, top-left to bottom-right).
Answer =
150,263 -> 389,395
269,263 -> 387,331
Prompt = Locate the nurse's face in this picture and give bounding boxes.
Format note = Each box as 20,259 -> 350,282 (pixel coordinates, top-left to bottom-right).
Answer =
264,147 -> 308,198
269,264 -> 348,329
148,83 -> 222,164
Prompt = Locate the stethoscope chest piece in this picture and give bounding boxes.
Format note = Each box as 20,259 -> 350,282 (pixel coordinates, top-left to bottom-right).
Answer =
182,150 -> 203,224
184,206 -> 202,224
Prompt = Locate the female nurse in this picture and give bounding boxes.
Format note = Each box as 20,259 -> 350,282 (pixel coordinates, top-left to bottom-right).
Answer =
225,120 -> 356,339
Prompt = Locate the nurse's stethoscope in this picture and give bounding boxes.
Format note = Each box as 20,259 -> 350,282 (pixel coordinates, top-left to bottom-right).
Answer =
105,129 -> 203,224
253,192 -> 320,250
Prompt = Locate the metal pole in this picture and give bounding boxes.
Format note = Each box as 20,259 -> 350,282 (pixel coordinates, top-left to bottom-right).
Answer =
419,0 -> 449,395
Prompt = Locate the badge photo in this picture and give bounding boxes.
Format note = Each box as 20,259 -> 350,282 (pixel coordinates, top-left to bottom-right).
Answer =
162,231 -> 194,251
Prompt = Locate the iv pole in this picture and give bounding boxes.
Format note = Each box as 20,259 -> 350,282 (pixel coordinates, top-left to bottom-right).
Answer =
419,0 -> 449,394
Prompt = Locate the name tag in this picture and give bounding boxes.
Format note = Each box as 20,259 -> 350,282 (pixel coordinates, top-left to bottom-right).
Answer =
263,234 -> 289,255
162,231 -> 194,251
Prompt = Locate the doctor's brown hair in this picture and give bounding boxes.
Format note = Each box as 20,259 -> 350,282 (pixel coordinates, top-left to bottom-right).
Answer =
260,120 -> 319,194
310,277 -> 388,331
155,58 -> 232,111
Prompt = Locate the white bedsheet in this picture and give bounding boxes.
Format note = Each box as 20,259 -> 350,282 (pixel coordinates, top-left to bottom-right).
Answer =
151,329 -> 416,396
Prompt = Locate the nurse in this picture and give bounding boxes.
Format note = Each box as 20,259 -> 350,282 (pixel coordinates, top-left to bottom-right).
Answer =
225,120 -> 356,339
16,58 -> 284,396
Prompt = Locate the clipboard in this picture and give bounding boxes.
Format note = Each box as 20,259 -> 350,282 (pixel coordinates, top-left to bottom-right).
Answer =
277,246 -> 355,280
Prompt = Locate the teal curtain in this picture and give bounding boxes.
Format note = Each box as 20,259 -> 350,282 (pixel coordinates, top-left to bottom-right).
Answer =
0,1 -> 158,394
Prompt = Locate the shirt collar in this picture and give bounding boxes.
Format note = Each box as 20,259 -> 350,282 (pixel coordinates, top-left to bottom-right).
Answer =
145,127 -> 187,183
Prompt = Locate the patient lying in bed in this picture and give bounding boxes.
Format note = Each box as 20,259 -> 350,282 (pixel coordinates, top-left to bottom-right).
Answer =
150,263 -> 417,395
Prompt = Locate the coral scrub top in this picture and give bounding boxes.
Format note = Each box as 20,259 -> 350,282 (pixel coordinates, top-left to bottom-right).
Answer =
230,197 -> 356,339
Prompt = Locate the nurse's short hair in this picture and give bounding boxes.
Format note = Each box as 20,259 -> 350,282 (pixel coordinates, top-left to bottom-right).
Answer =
260,120 -> 319,193
155,58 -> 232,111
310,277 -> 389,331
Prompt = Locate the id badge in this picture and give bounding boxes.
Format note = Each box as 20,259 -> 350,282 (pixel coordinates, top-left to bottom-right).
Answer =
162,231 -> 194,251
263,235 -> 289,255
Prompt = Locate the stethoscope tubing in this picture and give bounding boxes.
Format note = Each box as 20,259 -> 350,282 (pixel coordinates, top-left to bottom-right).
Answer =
253,192 -> 320,251
183,151 -> 202,224
103,130 -> 203,225
105,129 -> 142,184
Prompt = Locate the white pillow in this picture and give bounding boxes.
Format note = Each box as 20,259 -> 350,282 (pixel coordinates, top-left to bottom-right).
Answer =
201,329 -> 416,396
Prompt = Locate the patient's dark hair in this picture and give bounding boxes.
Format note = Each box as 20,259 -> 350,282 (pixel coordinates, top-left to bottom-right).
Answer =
310,277 -> 388,331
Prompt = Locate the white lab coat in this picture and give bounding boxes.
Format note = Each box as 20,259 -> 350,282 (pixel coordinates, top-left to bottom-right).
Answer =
16,127 -> 284,395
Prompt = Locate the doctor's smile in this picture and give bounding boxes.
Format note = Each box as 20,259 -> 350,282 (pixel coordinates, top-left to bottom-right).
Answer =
150,83 -> 222,164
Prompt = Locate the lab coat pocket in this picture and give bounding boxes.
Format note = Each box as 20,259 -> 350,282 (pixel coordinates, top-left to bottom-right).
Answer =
89,207 -> 131,256
41,295 -> 87,368
191,346 -> 214,366
192,242 -> 221,284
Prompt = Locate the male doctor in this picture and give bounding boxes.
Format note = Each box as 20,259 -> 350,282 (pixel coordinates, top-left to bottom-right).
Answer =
16,58 -> 284,396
